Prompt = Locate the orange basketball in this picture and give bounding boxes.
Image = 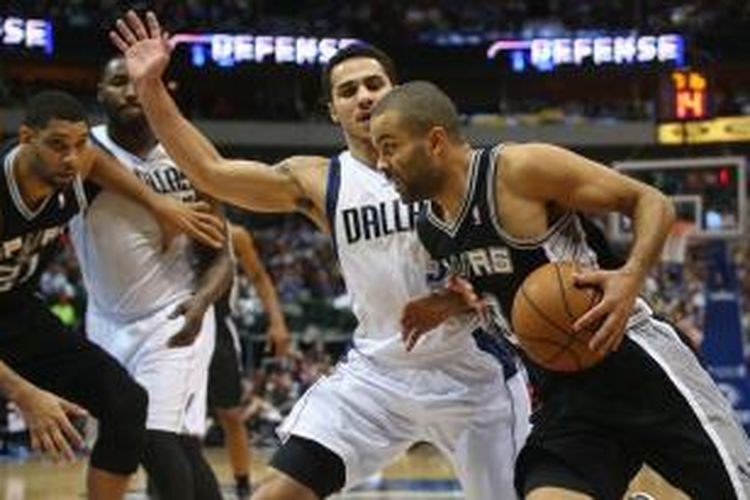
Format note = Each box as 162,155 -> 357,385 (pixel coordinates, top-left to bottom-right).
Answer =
511,261 -> 605,372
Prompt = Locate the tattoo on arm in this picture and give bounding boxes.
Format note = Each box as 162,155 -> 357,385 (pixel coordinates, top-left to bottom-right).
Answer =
274,161 -> 316,214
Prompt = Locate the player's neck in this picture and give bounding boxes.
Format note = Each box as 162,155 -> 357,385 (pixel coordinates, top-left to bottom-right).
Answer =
432,145 -> 473,225
345,133 -> 378,169
107,123 -> 157,159
13,147 -> 54,210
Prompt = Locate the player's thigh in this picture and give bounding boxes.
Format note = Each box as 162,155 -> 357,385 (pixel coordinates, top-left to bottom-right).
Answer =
278,357 -> 418,489
432,372 -> 530,500
2,298 -> 143,419
515,425 -> 639,500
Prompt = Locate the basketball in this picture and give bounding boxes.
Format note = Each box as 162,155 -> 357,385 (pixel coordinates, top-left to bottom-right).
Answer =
511,261 -> 605,372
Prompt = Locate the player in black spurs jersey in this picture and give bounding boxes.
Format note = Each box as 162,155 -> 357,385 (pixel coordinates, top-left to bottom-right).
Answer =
371,81 -> 750,500
0,90 -> 224,500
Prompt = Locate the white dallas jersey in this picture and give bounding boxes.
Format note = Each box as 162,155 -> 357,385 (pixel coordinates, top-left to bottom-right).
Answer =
69,125 -> 198,322
329,151 -> 481,366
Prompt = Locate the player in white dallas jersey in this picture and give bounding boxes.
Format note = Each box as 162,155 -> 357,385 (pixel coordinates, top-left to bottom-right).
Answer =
112,12 -> 531,500
69,57 -> 232,500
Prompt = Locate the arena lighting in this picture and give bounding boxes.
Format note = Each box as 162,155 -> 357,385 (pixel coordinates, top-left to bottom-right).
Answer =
172,33 -> 359,67
487,34 -> 684,72
0,17 -> 53,55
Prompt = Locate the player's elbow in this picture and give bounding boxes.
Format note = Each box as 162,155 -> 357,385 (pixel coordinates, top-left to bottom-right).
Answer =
643,186 -> 676,231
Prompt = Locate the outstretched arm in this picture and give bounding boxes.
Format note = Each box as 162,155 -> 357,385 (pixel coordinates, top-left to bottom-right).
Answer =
110,11 -> 328,224
231,223 -> 291,357
86,146 -> 225,248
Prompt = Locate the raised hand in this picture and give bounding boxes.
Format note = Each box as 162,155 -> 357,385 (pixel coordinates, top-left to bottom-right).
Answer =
110,11 -> 172,86
14,383 -> 87,462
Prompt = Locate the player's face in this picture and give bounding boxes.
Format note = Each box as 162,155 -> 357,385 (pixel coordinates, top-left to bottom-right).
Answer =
22,119 -> 90,189
329,57 -> 393,141
98,58 -> 145,127
371,111 -> 442,203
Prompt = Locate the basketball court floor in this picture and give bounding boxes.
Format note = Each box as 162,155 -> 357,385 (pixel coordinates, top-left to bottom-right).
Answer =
0,442 -> 688,499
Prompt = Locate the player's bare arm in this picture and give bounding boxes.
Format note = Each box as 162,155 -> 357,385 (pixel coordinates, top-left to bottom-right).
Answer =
169,196 -> 234,347
0,360 -> 86,461
86,145 -> 225,248
110,11 -> 330,228
499,143 -> 675,354
230,224 -> 291,356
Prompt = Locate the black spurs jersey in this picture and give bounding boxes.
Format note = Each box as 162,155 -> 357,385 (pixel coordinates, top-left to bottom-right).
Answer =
0,142 -> 89,296
417,146 -> 647,340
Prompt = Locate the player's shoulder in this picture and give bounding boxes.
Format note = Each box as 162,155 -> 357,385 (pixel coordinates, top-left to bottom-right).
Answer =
496,142 -> 564,182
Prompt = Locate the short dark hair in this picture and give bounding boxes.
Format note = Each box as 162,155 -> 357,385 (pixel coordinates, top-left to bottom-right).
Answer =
322,44 -> 397,102
24,90 -> 88,129
371,81 -> 462,140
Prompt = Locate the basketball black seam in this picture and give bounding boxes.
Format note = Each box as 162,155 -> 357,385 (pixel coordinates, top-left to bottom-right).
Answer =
519,286 -> 580,342
555,262 -> 577,321
519,281 -> 593,367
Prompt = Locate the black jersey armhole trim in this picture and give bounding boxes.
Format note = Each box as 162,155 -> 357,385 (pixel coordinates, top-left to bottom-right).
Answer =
487,145 -> 574,249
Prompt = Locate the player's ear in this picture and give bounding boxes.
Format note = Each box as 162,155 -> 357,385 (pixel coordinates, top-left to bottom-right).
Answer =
18,125 -> 37,144
427,126 -> 446,155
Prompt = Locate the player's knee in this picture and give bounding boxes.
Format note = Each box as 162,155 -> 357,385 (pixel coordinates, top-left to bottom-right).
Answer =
110,380 -> 148,429
251,475 -> 319,500
91,382 -> 148,474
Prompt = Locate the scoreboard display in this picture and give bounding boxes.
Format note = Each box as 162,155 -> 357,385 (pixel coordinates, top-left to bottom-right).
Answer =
610,157 -> 746,240
659,69 -> 711,122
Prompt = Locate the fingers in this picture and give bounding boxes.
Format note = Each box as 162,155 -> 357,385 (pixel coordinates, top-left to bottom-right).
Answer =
145,11 -> 162,39
187,225 -> 224,249
163,32 -> 176,51
59,397 -> 88,418
38,431 -> 58,460
193,216 -> 226,247
109,31 -> 130,53
115,18 -> 138,46
57,414 -> 84,452
125,10 -> 150,40
573,298 -> 609,332
572,270 -> 606,288
586,302 -> 630,355
29,430 -> 40,454
186,201 -> 212,213
50,426 -> 76,462
33,423 -> 75,462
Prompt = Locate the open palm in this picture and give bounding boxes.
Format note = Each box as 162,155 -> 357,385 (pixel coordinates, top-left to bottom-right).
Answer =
110,11 -> 172,84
